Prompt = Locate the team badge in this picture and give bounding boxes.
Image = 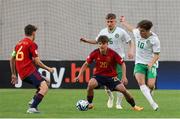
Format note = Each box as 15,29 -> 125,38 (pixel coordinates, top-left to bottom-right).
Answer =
115,33 -> 119,38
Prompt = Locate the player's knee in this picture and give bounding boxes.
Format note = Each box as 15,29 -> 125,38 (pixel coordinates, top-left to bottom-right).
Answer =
119,88 -> 127,94
116,84 -> 125,92
147,84 -> 155,90
137,80 -> 145,86
88,78 -> 97,89
87,83 -> 94,90
39,81 -> 49,94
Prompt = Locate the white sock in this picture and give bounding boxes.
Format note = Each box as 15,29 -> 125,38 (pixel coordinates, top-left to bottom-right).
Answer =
116,92 -> 123,105
140,85 -> 155,105
105,89 -> 114,99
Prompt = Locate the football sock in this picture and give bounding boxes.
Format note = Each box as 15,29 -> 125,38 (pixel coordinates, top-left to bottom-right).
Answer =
106,89 -> 114,99
31,93 -> 44,108
126,97 -> 135,107
140,85 -> 155,105
31,88 -> 40,103
33,88 -> 40,99
87,95 -> 93,103
33,95 -> 36,101
116,92 -> 123,105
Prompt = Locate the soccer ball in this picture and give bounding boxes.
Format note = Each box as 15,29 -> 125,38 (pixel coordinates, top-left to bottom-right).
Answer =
76,100 -> 89,111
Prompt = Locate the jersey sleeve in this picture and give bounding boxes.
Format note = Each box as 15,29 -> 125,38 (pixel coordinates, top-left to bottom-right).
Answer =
132,29 -> 140,41
29,43 -> 38,58
151,37 -> 160,53
114,52 -> 124,65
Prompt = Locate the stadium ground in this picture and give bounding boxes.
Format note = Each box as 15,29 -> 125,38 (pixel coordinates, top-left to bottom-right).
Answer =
0,89 -> 180,118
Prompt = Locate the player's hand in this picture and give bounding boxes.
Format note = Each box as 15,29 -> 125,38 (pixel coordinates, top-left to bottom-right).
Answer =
80,37 -> 87,42
127,51 -> 134,59
48,67 -> 55,73
120,16 -> 125,23
11,74 -> 17,85
147,63 -> 153,70
74,77 -> 79,82
121,76 -> 128,85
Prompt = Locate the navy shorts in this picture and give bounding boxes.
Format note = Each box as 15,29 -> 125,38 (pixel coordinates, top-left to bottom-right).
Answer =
23,70 -> 45,88
92,75 -> 121,91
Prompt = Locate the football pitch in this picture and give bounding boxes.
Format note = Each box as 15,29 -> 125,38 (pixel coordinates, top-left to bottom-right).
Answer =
0,89 -> 180,118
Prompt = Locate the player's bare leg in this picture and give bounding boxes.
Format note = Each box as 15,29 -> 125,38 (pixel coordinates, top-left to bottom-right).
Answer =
135,73 -> 158,111
27,81 -> 48,113
87,78 -> 98,109
115,83 -> 143,111
105,86 -> 114,108
28,78 -> 50,107
147,78 -> 156,96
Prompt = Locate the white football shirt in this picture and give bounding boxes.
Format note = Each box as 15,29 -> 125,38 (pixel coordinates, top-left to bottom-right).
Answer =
132,29 -> 160,67
96,27 -> 131,58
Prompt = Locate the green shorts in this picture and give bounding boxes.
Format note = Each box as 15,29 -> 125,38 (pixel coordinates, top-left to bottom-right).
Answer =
134,63 -> 157,79
116,64 -> 122,80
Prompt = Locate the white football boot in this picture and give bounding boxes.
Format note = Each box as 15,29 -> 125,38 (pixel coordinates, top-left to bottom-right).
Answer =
27,108 -> 40,113
107,96 -> 114,108
105,88 -> 114,108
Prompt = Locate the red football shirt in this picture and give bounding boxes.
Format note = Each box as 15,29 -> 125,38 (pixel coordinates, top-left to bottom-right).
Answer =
86,48 -> 124,77
14,38 -> 38,80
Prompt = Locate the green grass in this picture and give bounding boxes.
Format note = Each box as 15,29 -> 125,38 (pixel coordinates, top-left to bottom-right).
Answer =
0,89 -> 180,118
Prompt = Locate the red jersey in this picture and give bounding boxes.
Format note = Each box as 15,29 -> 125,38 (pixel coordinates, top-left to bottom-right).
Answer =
14,38 -> 38,80
86,48 -> 124,77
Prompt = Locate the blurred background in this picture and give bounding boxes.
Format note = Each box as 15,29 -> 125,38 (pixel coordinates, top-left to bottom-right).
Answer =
1,0 -> 180,60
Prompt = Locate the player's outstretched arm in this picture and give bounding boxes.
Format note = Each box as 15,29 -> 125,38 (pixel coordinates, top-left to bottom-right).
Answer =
127,40 -> 135,59
34,57 -> 54,73
10,56 -> 17,84
80,37 -> 97,44
74,61 -> 88,82
121,62 -> 128,85
120,16 -> 135,32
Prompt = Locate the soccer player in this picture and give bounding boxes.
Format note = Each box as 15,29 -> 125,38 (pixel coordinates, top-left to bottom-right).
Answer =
120,16 -> 160,111
10,24 -> 54,113
80,13 -> 134,109
75,35 -> 143,111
